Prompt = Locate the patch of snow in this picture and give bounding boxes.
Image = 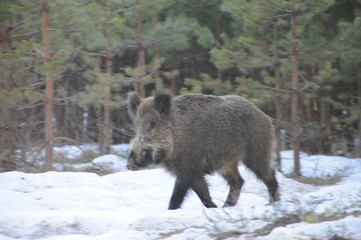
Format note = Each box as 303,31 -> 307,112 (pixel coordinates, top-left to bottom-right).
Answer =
0,150 -> 361,240
259,216 -> 361,240
53,145 -> 99,160
111,144 -> 130,156
66,154 -> 127,173
92,154 -> 127,171
281,150 -> 361,177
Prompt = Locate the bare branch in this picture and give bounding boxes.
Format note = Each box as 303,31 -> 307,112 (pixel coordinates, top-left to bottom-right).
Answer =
264,13 -> 291,20
16,102 -> 44,110
247,85 -> 293,94
80,51 -> 107,57
53,49 -> 64,60
116,7 -> 137,13
265,0 -> 289,13
33,47 -> 45,58
11,30 -> 42,40
63,0 -> 92,12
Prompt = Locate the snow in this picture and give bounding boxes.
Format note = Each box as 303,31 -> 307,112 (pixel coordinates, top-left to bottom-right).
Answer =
258,216 -> 361,240
280,150 -> 361,177
1,147 -> 361,240
69,154 -> 128,173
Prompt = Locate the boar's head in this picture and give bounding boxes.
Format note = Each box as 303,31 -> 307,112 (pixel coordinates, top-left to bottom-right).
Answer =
126,91 -> 174,170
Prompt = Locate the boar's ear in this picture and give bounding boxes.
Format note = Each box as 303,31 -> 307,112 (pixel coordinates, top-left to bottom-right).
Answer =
154,90 -> 172,115
127,92 -> 142,120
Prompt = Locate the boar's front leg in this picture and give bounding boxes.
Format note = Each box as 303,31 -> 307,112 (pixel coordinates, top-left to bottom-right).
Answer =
168,177 -> 191,210
168,175 -> 217,209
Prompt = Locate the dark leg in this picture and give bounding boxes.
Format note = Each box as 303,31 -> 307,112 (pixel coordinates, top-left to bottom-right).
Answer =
168,177 -> 191,210
190,176 -> 217,208
263,170 -> 280,203
244,155 -> 280,204
220,163 -> 244,207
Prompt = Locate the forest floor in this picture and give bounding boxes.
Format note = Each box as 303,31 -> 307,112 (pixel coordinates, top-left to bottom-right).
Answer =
0,146 -> 361,240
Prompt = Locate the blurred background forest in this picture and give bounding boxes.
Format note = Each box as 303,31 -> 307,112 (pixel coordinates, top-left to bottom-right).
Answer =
1,0 -> 360,173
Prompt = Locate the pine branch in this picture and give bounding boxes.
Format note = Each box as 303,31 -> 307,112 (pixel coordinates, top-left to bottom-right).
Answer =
11,30 -> 42,40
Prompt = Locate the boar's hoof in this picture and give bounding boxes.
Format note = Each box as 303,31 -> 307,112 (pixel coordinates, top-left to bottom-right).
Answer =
271,190 -> 280,203
222,203 -> 235,208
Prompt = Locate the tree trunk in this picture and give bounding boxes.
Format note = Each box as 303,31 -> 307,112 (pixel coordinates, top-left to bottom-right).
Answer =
18,100 -> 28,162
305,99 -> 313,121
86,106 -> 98,142
42,0 -> 54,171
290,2 -> 301,176
0,24 -> 16,171
99,1 -> 113,155
55,104 -> 65,137
135,0 -> 146,98
152,12 -> 161,83
320,99 -> 330,129
357,79 -> 361,157
320,97 -> 331,153
171,50 -> 179,95
273,20 -> 283,172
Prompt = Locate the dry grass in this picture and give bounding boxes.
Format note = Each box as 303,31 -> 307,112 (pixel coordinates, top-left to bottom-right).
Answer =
292,175 -> 343,186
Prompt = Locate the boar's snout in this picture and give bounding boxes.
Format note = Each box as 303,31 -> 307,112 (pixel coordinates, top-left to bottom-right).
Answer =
126,164 -> 139,171
126,148 -> 153,171
126,151 -> 139,171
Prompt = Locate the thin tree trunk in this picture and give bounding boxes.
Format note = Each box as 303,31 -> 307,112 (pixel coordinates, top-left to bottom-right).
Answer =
305,99 -> 313,121
0,24 -> 16,170
320,97 -> 331,153
18,100 -> 28,162
290,2 -> 301,176
152,12 -> 160,82
135,0 -> 146,98
55,104 -> 65,137
171,50 -> 179,95
42,0 -> 54,171
320,100 -> 330,129
273,20 -> 282,172
87,106 -> 98,142
357,79 -> 361,156
99,10 -> 113,155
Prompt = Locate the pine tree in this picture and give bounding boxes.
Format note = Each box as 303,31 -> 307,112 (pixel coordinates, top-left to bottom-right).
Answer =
40,0 -> 55,170
67,0 -> 137,154
1,0 -> 82,170
212,0 -> 338,175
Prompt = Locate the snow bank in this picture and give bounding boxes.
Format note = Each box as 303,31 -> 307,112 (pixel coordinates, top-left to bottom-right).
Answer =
0,151 -> 360,240
258,216 -> 361,240
69,154 -> 127,173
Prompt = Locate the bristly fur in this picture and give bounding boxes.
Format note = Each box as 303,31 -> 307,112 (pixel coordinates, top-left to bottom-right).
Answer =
127,91 -> 280,210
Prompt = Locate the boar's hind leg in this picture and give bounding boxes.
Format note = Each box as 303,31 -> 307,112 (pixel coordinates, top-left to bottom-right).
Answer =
220,162 -> 244,207
263,170 -> 280,203
248,163 -> 280,203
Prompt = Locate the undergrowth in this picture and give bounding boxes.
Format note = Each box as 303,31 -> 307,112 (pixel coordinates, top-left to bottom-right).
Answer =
292,175 -> 343,186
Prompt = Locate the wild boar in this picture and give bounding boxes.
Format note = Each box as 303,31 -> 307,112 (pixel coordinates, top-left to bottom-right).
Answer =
126,90 -> 280,210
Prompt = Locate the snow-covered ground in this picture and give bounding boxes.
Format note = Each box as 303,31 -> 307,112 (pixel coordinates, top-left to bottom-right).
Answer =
1,146 -> 361,240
